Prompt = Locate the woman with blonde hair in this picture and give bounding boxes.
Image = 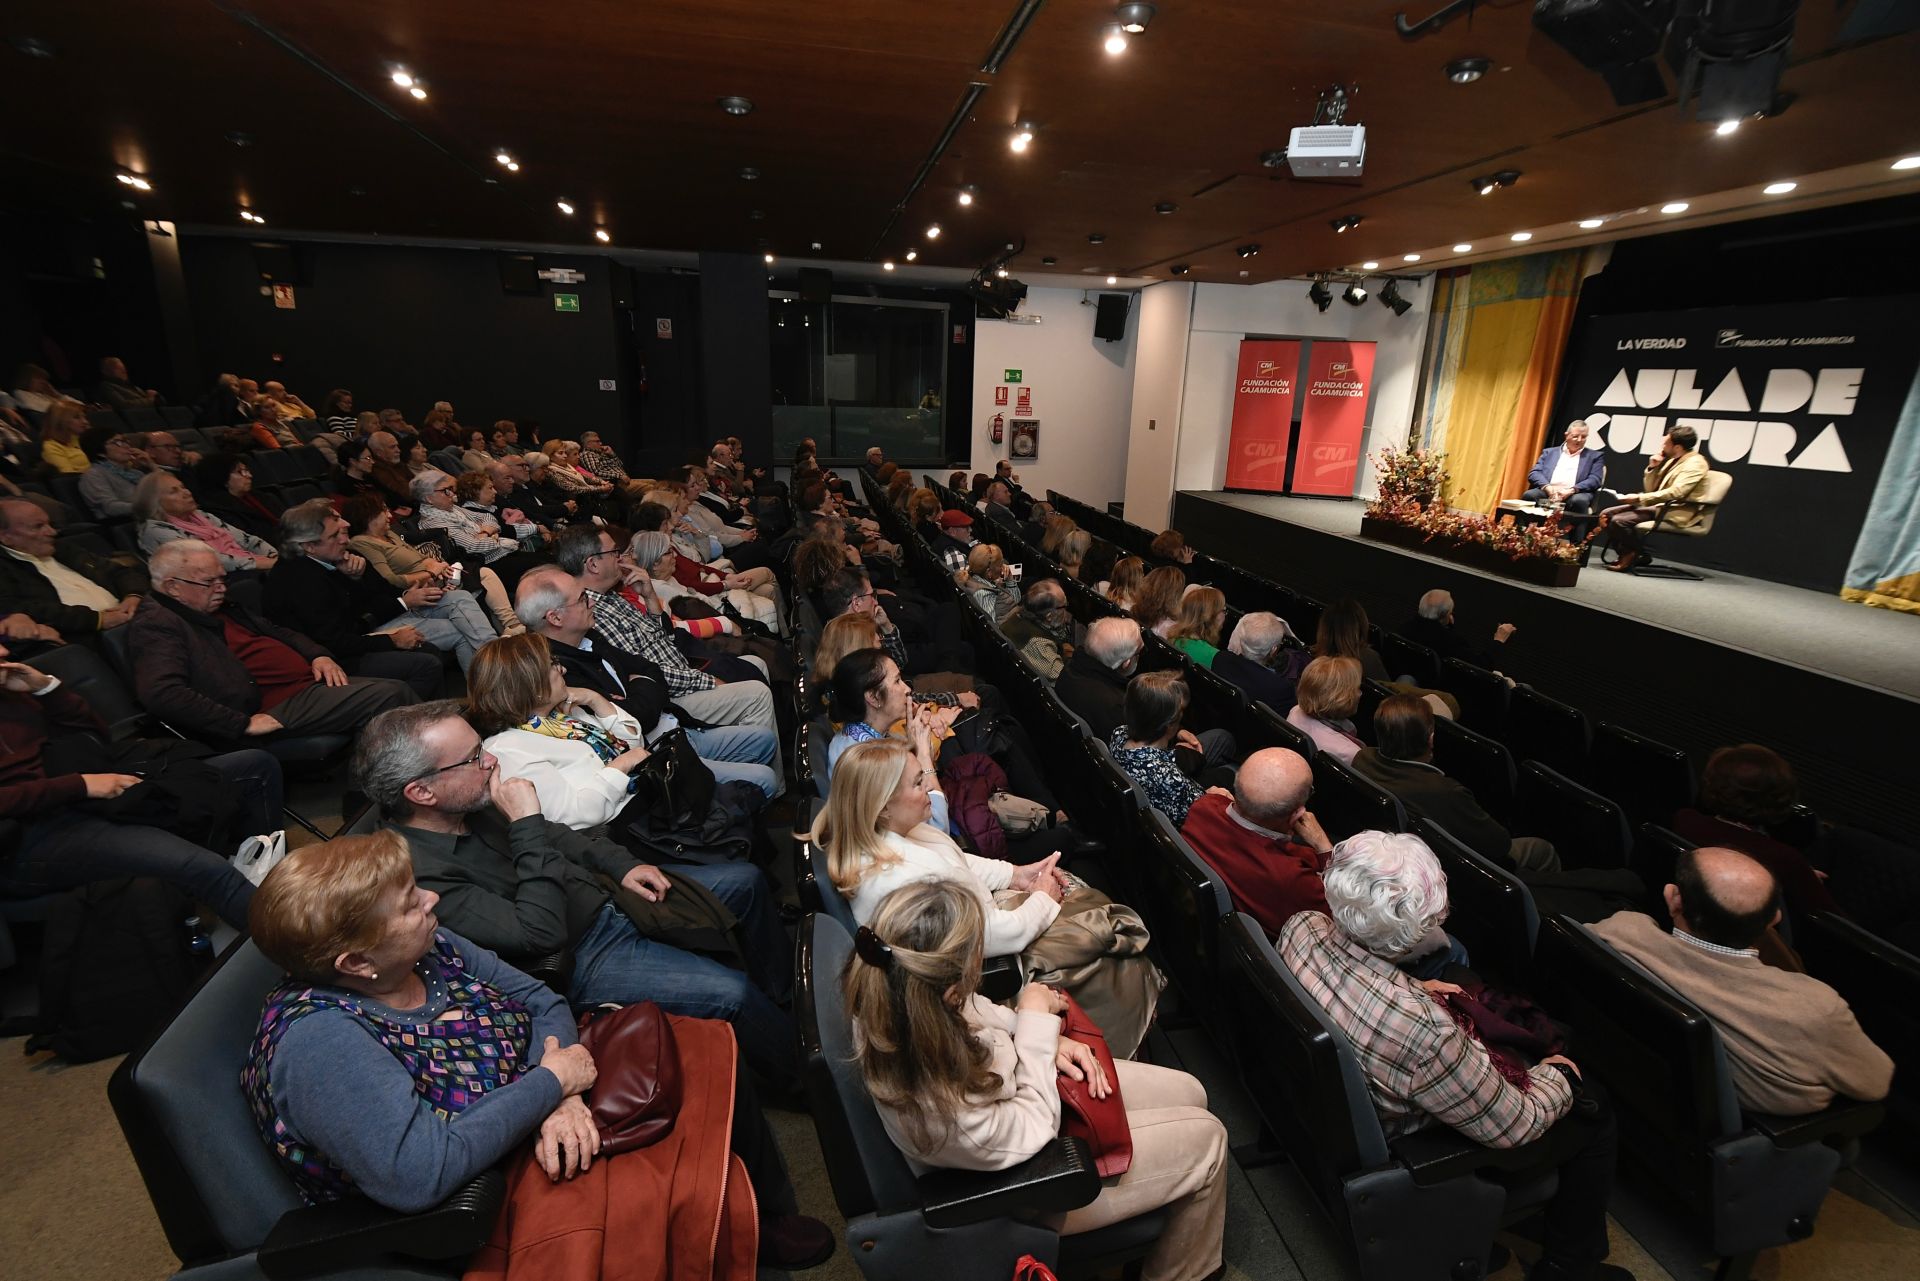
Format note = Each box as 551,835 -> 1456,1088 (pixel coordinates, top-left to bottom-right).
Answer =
963,543 -> 1019,622
1167,586 -> 1227,669
1103,555 -> 1145,611
341,494 -> 522,636
846,881 -> 1225,1281
1288,656 -> 1366,764
1131,565 -> 1188,638
36,401 -> 90,474
1038,514 -> 1078,560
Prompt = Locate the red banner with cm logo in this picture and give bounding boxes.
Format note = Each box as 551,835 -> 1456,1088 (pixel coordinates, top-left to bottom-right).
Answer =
1223,339 -> 1302,492
1291,340 -> 1376,496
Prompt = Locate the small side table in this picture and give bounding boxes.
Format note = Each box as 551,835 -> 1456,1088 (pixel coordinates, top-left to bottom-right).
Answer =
1497,500 -> 1601,567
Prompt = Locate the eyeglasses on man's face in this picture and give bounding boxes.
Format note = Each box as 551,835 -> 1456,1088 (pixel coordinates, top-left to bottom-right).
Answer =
409,744 -> 488,784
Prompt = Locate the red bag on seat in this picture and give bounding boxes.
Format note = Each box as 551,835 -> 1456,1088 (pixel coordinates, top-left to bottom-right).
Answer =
1055,994 -> 1131,1177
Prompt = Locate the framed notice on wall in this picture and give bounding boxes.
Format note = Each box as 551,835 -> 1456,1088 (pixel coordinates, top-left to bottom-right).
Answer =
1009,418 -> 1040,460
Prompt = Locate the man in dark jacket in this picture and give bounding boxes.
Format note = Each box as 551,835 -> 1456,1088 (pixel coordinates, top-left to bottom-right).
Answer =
1401,589 -> 1515,671
1210,611 -> 1307,715
0,497 -> 144,641
128,539 -> 416,744
1350,694 -> 1557,872
264,501 -> 447,699
1055,615 -> 1232,776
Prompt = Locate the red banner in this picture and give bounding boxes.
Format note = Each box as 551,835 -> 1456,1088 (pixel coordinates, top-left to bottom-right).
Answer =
1290,341 -> 1376,496
1223,339 -> 1302,491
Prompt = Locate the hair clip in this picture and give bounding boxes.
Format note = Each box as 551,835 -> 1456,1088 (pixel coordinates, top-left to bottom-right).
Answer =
854,925 -> 896,971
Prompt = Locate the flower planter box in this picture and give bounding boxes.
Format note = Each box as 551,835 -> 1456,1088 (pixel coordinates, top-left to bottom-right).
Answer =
1360,516 -> 1581,588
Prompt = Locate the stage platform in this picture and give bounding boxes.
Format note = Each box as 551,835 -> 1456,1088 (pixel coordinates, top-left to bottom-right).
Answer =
1171,490 -> 1920,824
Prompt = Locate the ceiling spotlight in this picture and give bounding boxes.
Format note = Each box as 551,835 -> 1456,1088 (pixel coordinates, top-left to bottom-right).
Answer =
1892,157 -> 1920,170
556,200 -> 575,215
1762,181 -> 1796,195
1403,252 -> 1422,261
718,96 -> 754,116
1155,201 -> 1177,214
494,151 -> 514,166
1476,178 -> 1497,196
1307,279 -> 1333,312
764,253 -> 776,265
1661,201 -> 1690,213
1509,232 -> 1533,242
390,69 -> 414,88
1360,260 -> 1379,270
958,186 -> 976,206
883,260 -> 896,271
1470,169 -> 1522,196
905,249 -> 918,261
408,85 -> 428,100
1715,119 -> 1741,136
1170,264 -> 1190,275
1453,243 -> 1472,253
1342,281 -> 1368,305
997,268 -> 1010,278
739,166 -> 760,181
1380,280 -> 1413,317
1088,232 -> 1106,245
925,224 -> 942,239
505,161 -> 519,172
1577,218 -> 1605,229
116,172 -> 152,191
1041,255 -> 1058,266
239,209 -> 263,224
1236,243 -> 1260,258
1446,56 -> 1491,84
594,228 -> 611,243
1103,26 -> 1129,55
1331,215 -> 1363,234
1116,3 -> 1157,33
1010,123 -> 1035,153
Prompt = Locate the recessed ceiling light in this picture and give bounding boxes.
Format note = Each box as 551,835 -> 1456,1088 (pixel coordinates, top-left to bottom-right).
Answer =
1577,218 -> 1605,229
764,253 -> 775,265
1509,232 -> 1532,242
495,152 -> 513,166
1106,275 -> 1119,285
1104,26 -> 1129,56
556,200 -> 575,215
1155,201 -> 1176,214
1453,243 -> 1472,252
1360,260 -> 1379,270
882,260 -> 895,271
1331,215 -> 1363,234
1088,232 -> 1106,245
1661,201 -> 1689,214
925,224 -> 941,239
390,69 -> 414,88
958,186 -> 976,206
407,85 -> 427,100
1010,124 -> 1035,153
718,96 -> 754,116
1715,119 -> 1740,136
1892,156 -> 1920,170
1762,181 -> 1796,195
1041,256 -> 1057,266
1403,252 -> 1422,261
739,166 -> 760,181
905,249 -> 918,262
1446,56 -> 1491,84
594,229 -> 611,243
1116,3 -> 1157,34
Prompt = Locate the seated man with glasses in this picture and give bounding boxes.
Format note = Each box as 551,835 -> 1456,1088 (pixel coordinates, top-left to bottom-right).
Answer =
127,539 -> 417,743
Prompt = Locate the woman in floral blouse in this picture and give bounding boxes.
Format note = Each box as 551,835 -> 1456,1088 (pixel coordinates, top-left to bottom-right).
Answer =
1108,670 -> 1227,827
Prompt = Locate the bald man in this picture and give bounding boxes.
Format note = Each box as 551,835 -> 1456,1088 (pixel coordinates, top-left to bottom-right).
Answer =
1181,748 -> 1333,937
1593,847 -> 1893,1115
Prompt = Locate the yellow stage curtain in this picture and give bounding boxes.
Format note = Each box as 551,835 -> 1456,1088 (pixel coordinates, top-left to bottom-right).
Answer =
1415,251 -> 1589,514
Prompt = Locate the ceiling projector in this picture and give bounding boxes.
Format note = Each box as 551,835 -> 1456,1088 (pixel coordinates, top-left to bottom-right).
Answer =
1287,124 -> 1366,178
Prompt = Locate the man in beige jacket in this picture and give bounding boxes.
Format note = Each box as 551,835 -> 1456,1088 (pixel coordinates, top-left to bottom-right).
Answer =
1599,424 -> 1713,571
1593,846 -> 1893,1115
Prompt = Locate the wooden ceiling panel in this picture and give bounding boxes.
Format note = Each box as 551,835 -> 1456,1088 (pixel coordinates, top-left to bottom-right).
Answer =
2,1 -> 1915,281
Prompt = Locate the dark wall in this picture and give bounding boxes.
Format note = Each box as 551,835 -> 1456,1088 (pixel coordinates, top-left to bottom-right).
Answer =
180,236 -> 631,444
0,210 -> 171,398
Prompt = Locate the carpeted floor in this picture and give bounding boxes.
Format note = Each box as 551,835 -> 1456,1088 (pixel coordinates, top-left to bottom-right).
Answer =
1186,492 -> 1920,700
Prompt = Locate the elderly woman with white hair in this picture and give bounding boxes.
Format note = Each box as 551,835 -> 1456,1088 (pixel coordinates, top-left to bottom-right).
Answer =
1279,831 -> 1626,1281
1213,610 -> 1310,714
624,528 -> 779,631
410,469 -> 544,592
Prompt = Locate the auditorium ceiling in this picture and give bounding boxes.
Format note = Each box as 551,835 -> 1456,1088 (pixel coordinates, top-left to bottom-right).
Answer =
5,0 -> 1920,284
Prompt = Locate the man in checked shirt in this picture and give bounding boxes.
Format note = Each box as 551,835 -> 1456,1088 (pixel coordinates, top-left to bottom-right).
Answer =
1279,831 -> 1629,1281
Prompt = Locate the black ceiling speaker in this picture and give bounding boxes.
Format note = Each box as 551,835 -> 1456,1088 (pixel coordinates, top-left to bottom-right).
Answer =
498,254 -> 540,294
1533,0 -> 1676,105
797,267 -> 833,303
251,241 -> 305,285
1094,293 -> 1130,342
968,274 -> 1027,319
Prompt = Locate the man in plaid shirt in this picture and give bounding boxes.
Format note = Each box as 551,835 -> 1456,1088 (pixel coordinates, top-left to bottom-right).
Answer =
1279,832 -> 1627,1281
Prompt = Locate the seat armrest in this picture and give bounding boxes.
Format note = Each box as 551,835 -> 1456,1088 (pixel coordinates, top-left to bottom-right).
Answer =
521,949 -> 573,991
258,1167 -> 505,1278
980,952 -> 1022,1002
1387,1126 -> 1565,1187
918,1137 -> 1102,1229
1747,1100 -> 1884,1149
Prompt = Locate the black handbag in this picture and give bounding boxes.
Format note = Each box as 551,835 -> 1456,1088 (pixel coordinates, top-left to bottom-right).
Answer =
628,728 -> 716,830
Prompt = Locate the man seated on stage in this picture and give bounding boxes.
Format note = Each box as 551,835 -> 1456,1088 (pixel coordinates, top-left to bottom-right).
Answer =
1593,846 -> 1893,1115
1598,425 -> 1711,573
1522,419 -> 1605,513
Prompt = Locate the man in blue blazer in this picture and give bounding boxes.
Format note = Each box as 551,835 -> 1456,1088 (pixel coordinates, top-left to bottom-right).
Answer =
1522,419 -> 1605,512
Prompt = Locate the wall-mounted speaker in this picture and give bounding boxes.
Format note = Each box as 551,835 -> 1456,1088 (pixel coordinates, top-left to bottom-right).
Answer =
797,267 -> 833,303
1094,292 -> 1130,342
498,254 -> 540,294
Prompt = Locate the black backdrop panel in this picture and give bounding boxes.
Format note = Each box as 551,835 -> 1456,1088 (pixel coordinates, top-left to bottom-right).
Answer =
1552,297 -> 1920,590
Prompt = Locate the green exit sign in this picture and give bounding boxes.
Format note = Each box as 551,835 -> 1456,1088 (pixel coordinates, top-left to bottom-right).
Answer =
1003,368 -> 1023,383
553,293 -> 581,313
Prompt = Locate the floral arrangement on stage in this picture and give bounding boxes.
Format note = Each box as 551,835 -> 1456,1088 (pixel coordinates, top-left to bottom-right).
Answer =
1365,447 -> 1592,565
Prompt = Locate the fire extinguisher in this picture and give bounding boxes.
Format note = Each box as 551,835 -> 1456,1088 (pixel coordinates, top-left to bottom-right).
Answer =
991,413 -> 1004,444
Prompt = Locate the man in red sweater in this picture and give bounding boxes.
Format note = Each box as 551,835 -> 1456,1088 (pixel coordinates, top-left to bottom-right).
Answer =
1180,747 -> 1333,937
